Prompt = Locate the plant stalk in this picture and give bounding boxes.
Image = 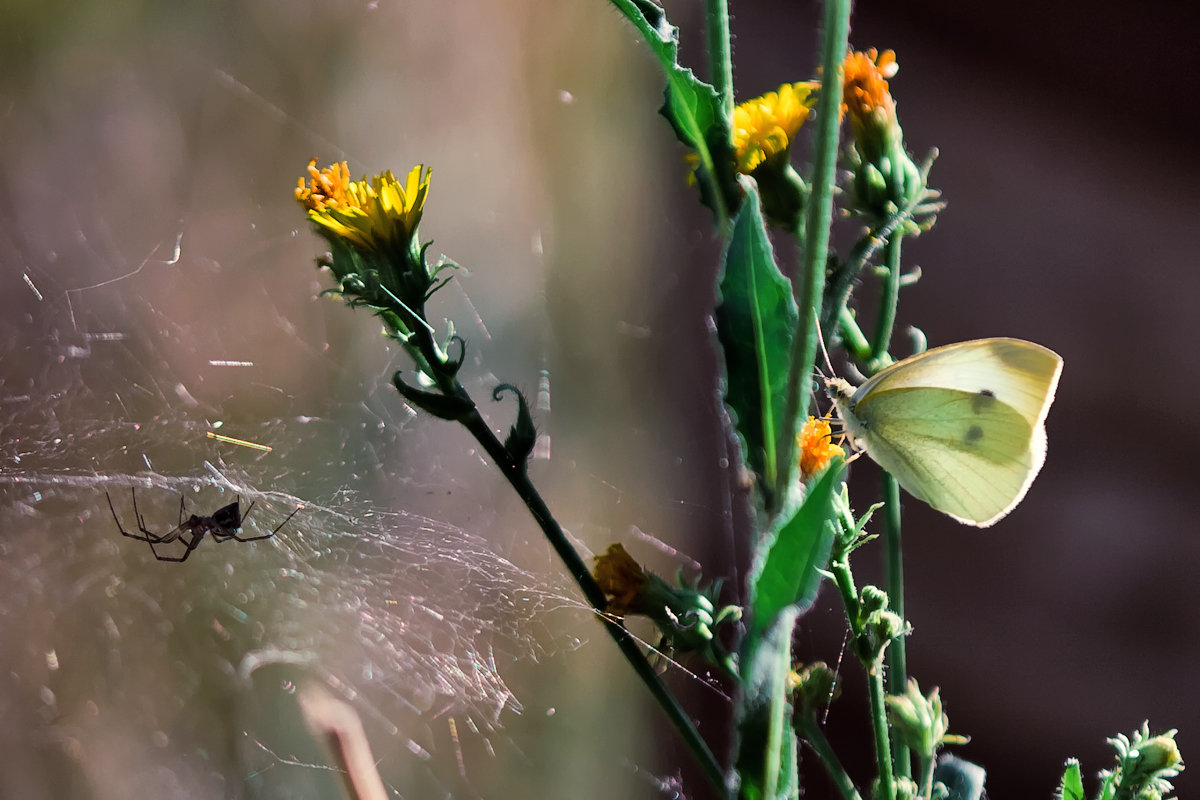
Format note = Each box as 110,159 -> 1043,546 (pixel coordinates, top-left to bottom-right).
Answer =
383,315 -> 728,795
704,0 -> 734,120
867,659 -> 897,800
882,472 -> 910,778
798,715 -> 864,800
457,407 -> 729,797
869,236 -> 903,367
831,545 -> 896,800
775,0 -> 852,512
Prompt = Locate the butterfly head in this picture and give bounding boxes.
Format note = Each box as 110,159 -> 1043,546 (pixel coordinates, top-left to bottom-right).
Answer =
824,377 -> 857,408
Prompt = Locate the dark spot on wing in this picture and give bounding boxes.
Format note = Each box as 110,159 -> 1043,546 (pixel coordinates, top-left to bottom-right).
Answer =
965,424 -> 984,444
971,389 -> 996,413
990,339 -> 1053,373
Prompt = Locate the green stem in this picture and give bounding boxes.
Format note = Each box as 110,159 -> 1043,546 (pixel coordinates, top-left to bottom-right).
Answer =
700,0 -> 734,236
868,232 -> 908,780
457,408 -> 729,797
774,0 -> 851,511
829,554 -> 860,636
704,0 -> 734,120
821,184 -> 932,344
837,307 -> 871,364
867,659 -> 897,800
381,315 -> 728,794
881,472 -> 910,779
916,753 -> 936,800
831,540 -> 896,800
797,716 -> 864,800
869,236 -> 902,367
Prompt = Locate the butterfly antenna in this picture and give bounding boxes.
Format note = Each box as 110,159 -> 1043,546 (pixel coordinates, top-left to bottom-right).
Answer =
815,323 -> 836,379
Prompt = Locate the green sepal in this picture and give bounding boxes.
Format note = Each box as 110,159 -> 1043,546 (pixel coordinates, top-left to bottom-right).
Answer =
753,162 -> 807,234
715,183 -> 798,510
605,0 -> 738,218
441,334 -> 467,377
734,608 -> 800,800
492,384 -> 536,470
392,372 -> 473,421
746,459 -> 841,640
1057,759 -> 1085,800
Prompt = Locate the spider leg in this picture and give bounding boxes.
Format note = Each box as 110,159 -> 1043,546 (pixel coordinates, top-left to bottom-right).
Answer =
233,505 -> 301,542
178,495 -> 187,526
130,488 -> 166,543
154,523 -> 187,546
150,530 -> 204,563
106,490 -> 162,543
271,506 -> 302,534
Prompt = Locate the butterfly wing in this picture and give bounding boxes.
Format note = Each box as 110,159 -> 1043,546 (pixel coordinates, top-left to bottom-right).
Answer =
853,383 -> 1047,526
854,338 -> 1062,430
844,339 -> 1062,527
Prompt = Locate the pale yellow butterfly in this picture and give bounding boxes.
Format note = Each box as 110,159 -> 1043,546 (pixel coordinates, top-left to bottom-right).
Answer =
826,338 -> 1063,527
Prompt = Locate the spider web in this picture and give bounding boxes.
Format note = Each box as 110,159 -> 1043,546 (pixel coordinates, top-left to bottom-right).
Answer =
0,270 -> 600,799
0,3 -> 739,798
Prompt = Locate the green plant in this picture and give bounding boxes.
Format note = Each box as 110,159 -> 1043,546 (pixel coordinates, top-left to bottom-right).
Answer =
290,3 -> 1184,798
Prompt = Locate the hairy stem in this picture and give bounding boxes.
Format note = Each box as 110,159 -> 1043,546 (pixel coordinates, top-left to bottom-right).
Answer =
798,715 -> 864,800
882,473 -> 910,778
457,408 -> 729,797
775,0 -> 852,512
705,0 -> 734,120
377,313 -> 728,795
868,659 -> 897,800
831,542 -> 896,800
869,236 -> 903,368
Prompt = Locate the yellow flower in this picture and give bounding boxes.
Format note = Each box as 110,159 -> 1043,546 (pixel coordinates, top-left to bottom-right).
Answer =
592,543 -> 649,616
733,82 -> 818,174
798,416 -> 844,481
295,159 -> 431,254
841,49 -> 899,135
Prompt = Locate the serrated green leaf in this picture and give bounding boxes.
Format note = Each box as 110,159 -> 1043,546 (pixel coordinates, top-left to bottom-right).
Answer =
1057,759 -> 1085,800
605,0 -> 735,217
746,461 -> 841,639
735,608 -> 801,800
606,0 -> 716,150
715,185 -> 799,508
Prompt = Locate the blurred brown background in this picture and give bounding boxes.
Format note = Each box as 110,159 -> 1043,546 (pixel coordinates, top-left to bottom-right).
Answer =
1,0 -> 1197,798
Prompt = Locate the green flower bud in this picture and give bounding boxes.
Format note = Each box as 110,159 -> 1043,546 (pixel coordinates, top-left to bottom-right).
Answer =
860,584 -> 889,614
1136,735 -> 1183,775
885,680 -> 968,759
841,50 -> 928,220
788,662 -> 839,717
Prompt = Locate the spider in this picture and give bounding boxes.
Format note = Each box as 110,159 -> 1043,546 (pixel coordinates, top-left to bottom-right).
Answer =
105,488 -> 299,563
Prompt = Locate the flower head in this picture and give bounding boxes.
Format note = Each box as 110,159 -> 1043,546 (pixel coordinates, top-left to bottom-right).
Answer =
1103,723 -> 1185,799
788,661 -> 840,717
798,416 -> 844,482
733,82 -> 818,174
885,679 -> 969,758
593,543 -> 650,616
841,48 -> 899,136
296,159 -> 431,255
838,49 -> 926,217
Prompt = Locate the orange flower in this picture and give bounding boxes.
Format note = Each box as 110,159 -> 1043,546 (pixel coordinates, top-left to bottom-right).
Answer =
841,48 -> 898,129
295,159 -> 431,254
592,543 -> 649,616
798,416 -> 844,481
